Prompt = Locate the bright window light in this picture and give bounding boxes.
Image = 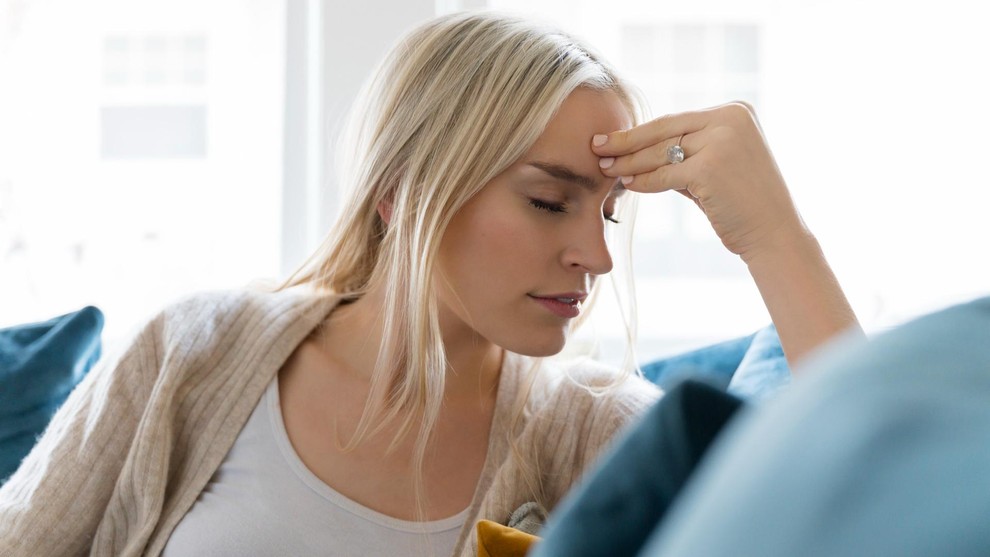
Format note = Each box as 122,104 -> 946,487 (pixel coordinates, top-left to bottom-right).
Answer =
0,0 -> 285,344
487,0 -> 990,364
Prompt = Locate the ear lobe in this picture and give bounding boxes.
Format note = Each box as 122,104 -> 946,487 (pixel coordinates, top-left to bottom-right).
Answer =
377,199 -> 393,225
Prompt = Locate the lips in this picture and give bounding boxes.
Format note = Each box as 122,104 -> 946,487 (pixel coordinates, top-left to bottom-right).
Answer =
527,292 -> 588,319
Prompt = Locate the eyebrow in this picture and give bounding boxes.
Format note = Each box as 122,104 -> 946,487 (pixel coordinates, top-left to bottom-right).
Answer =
526,161 -> 625,195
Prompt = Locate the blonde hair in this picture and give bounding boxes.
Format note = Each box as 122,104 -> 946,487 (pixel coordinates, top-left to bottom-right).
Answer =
280,10 -> 645,518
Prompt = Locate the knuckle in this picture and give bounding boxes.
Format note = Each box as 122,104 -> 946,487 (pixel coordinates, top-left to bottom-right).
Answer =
729,100 -> 756,114
710,124 -> 738,144
719,102 -> 756,125
609,129 -> 630,150
654,141 -> 669,159
647,112 -> 678,134
646,167 -> 665,189
653,112 -> 677,125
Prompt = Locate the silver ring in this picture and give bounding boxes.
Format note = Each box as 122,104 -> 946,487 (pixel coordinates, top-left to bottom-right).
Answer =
666,134 -> 685,164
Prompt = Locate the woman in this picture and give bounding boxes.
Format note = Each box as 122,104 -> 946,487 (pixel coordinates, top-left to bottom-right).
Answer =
0,11 -> 859,557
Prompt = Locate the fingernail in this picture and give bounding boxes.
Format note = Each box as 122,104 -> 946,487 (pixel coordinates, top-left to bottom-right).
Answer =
593,134 -> 608,147
621,176 -> 634,185
599,157 -> 615,169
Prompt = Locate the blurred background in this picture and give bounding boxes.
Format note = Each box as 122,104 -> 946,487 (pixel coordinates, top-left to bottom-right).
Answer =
2,0 -> 988,366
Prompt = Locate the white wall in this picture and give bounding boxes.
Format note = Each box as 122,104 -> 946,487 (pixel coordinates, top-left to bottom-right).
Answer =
281,0 -> 438,276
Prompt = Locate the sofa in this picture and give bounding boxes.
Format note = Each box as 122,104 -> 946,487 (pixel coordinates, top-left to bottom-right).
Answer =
531,295 -> 990,557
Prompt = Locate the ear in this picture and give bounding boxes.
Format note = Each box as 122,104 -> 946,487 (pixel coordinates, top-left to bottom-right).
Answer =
377,199 -> 393,225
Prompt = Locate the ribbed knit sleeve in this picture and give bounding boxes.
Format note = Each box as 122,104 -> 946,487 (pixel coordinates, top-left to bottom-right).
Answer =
0,289 -> 332,557
0,291 -> 655,557
0,309 -> 166,556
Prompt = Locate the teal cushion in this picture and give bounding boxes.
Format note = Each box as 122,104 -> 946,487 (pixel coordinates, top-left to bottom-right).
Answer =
640,333 -> 756,391
641,297 -> 990,556
531,380 -> 744,557
641,324 -> 790,401
726,324 -> 790,401
0,307 -> 103,484
529,327 -> 791,557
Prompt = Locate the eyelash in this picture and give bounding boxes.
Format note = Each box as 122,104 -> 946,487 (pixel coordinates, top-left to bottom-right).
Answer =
528,198 -> 621,224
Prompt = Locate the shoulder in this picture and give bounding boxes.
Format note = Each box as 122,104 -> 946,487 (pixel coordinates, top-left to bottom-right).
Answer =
111,286 -> 334,378
531,356 -> 661,425
154,286 -> 331,345
159,287 -> 324,328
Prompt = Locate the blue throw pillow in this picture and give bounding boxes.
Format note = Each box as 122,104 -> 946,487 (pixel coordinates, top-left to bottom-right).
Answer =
531,380 -> 745,557
726,324 -> 790,401
529,327 -> 791,557
640,333 -> 756,392
638,297 -> 990,556
0,306 -> 103,484
641,324 -> 790,401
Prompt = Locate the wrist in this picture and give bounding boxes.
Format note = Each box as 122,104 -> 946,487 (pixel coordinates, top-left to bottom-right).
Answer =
740,221 -> 818,269
740,224 -> 862,368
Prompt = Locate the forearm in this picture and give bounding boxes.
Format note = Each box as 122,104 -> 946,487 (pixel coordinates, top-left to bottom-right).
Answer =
744,228 -> 863,371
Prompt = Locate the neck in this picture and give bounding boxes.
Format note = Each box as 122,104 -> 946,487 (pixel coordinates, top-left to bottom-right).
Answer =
320,284 -> 503,402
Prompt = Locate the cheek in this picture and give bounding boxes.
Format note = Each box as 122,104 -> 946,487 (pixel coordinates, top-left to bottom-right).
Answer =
442,209 -> 542,293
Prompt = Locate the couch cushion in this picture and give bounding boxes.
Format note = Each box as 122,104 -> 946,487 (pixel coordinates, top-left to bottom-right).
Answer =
528,328 -> 790,557
641,324 -> 790,401
639,297 -> 990,556
726,324 -> 790,401
640,332 -> 755,391
530,380 -> 745,557
0,306 -> 103,484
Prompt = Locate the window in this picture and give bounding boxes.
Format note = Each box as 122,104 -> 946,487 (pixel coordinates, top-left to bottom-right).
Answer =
101,34 -> 209,159
0,0 -> 285,343
5,0 -> 988,367
485,0 -> 990,365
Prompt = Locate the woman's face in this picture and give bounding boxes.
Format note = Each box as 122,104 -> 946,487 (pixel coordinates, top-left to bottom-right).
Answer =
436,87 -> 633,357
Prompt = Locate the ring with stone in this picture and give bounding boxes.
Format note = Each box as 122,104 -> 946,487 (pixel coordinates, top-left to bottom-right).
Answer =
666,134 -> 685,164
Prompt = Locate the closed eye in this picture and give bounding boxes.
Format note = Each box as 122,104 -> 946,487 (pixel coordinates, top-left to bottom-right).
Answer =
529,198 -> 567,214
604,195 -> 621,224
529,198 -> 620,224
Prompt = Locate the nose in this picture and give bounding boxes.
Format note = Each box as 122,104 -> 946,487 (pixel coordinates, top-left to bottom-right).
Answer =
561,217 -> 614,276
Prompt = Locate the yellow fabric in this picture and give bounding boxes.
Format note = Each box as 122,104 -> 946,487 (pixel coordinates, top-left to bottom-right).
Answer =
476,520 -> 540,557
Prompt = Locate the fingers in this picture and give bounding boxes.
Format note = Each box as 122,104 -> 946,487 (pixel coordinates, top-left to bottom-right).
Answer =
592,109 -> 709,157
593,102 -> 762,195
592,101 -> 758,159
599,131 -> 704,183
616,154 -> 696,195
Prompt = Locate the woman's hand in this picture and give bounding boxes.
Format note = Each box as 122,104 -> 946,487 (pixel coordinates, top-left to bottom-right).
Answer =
594,101 -> 863,368
593,101 -> 807,263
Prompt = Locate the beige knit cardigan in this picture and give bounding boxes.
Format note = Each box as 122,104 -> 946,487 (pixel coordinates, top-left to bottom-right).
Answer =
0,288 -> 660,556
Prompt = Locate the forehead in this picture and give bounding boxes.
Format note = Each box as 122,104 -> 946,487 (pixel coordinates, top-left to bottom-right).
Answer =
525,88 -> 633,160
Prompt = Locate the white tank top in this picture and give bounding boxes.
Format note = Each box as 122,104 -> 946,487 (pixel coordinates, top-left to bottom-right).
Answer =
162,377 -> 469,557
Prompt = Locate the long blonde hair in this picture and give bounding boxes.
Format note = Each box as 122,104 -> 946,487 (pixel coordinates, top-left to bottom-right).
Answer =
280,10 -> 644,516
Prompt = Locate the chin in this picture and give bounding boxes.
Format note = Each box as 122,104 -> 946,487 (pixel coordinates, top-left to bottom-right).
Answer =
500,331 -> 568,358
